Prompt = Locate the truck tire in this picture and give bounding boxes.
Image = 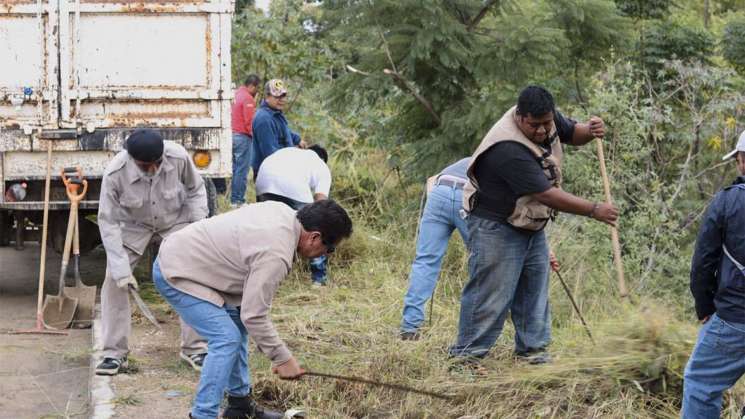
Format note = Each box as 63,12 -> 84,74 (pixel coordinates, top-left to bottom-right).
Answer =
0,211 -> 11,246
203,176 -> 217,218
50,211 -> 100,254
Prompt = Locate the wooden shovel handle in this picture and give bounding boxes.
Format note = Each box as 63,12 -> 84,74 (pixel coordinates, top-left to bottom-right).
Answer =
595,137 -> 628,298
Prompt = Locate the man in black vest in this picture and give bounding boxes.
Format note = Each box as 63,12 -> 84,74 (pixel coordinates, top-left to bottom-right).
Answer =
449,86 -> 618,364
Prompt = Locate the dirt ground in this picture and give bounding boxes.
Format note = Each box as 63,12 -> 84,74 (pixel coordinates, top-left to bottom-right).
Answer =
106,304 -> 198,419
0,244 -> 106,419
0,295 -> 91,419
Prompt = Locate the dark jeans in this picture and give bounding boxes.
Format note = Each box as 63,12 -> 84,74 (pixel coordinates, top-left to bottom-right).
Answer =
256,193 -> 328,284
449,215 -> 551,358
230,133 -> 253,204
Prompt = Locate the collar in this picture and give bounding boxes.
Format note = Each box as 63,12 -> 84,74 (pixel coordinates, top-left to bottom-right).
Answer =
734,176 -> 745,185
238,85 -> 255,98
260,100 -> 283,115
124,152 -> 175,184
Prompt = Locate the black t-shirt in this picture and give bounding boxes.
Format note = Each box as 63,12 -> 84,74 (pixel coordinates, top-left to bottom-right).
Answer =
470,112 -> 576,223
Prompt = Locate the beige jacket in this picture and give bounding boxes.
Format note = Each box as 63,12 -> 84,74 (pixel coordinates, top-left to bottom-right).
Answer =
463,106 -> 563,231
158,202 -> 301,365
98,141 -> 207,282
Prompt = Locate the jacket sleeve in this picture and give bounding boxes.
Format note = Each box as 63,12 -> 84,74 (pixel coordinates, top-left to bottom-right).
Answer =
239,253 -> 292,365
181,159 -> 208,222
243,98 -> 256,137
690,193 -> 724,320
291,130 -> 301,146
97,175 -> 132,282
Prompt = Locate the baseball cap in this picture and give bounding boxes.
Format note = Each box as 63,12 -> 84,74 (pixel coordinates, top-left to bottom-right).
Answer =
722,129 -> 745,161
265,79 -> 288,97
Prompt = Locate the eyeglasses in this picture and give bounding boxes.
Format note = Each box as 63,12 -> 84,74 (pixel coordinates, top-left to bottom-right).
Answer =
271,93 -> 287,99
321,237 -> 336,254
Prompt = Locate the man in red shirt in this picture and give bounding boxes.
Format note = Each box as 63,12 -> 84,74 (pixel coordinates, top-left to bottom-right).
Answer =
230,74 -> 261,207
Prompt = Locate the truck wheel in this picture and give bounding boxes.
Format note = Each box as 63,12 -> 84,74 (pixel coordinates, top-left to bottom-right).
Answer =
49,211 -> 100,254
203,176 -> 217,217
0,211 -> 11,246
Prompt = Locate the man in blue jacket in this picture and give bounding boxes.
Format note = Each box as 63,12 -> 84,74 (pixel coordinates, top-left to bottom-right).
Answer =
682,129 -> 745,419
251,79 -> 307,175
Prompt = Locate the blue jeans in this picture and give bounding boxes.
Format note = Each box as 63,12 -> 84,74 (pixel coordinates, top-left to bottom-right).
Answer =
257,193 -> 328,284
682,313 -> 745,419
449,215 -> 551,358
230,133 -> 253,204
153,258 -> 250,419
400,184 -> 469,333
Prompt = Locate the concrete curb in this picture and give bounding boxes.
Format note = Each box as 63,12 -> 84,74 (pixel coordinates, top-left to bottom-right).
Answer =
89,304 -> 115,419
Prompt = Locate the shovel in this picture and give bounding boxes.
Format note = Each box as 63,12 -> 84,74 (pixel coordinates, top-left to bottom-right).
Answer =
41,176 -> 80,329
63,168 -> 96,328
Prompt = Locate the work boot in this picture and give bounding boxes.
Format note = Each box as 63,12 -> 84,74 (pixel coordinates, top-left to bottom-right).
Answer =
221,393 -> 283,419
515,349 -> 552,365
399,330 -> 420,341
95,356 -> 128,376
180,351 -> 207,372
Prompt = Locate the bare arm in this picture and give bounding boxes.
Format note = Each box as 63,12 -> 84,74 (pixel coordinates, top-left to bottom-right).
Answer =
532,187 -> 618,226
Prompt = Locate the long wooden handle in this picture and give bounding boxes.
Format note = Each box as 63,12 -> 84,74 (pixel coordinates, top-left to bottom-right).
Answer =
36,143 -> 53,327
595,137 -> 628,298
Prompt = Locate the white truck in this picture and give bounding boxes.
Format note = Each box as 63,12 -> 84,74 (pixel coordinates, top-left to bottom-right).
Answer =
0,0 -> 233,252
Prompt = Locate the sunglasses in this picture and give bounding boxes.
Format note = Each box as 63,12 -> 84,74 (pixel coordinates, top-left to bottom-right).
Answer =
321,237 -> 336,254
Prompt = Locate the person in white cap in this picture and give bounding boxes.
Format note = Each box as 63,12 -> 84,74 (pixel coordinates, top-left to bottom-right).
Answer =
682,129 -> 745,418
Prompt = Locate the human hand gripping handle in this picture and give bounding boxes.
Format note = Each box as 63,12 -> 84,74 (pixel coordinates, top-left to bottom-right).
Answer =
272,356 -> 305,379
116,275 -> 138,290
588,116 -> 605,139
549,251 -> 560,272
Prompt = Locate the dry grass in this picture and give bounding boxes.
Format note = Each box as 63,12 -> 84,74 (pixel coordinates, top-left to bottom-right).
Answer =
121,152 -> 745,418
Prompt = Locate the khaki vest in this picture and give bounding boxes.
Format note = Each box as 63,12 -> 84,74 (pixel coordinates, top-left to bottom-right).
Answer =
463,106 -> 563,231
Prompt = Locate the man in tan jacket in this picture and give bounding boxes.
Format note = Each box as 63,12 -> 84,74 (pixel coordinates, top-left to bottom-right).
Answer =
153,199 -> 352,419
96,129 -> 208,375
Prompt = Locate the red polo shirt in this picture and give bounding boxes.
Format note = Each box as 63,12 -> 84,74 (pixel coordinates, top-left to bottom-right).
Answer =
231,86 -> 256,136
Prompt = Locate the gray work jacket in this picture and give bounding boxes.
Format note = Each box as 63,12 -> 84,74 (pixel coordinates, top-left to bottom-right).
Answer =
98,141 -> 208,282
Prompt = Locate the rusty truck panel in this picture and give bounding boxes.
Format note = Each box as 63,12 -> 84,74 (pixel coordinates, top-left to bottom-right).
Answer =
0,0 -> 234,250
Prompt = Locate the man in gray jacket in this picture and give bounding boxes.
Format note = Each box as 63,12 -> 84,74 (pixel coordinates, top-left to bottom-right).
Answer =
154,199 -> 352,419
95,129 -> 208,375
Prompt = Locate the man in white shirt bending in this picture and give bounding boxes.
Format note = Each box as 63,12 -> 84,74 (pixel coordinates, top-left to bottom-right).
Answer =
256,145 -> 332,286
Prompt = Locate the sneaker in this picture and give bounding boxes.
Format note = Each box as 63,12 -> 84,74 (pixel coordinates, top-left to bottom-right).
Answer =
222,393 -> 284,419
229,202 -> 242,209
400,331 -> 420,341
95,356 -> 128,376
180,352 -> 207,372
311,281 -> 324,288
515,350 -> 552,365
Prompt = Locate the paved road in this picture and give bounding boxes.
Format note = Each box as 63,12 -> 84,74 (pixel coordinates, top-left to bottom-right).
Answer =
0,244 -> 106,419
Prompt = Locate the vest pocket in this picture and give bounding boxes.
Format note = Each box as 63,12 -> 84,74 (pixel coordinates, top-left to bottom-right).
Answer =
508,196 -> 551,231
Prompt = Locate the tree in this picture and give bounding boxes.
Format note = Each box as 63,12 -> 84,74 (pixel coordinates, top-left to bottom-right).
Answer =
318,0 -> 630,172
722,16 -> 745,74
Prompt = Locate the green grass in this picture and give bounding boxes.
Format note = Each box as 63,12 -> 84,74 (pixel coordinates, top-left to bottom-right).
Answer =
128,149 -> 745,418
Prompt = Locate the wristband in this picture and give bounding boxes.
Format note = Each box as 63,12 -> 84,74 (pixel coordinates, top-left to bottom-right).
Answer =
588,202 -> 599,218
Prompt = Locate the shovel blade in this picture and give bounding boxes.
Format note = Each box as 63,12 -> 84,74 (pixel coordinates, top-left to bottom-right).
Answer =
42,295 -> 78,330
65,284 -> 97,328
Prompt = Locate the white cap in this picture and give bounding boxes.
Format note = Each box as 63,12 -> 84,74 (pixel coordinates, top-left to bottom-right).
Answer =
723,130 -> 745,161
